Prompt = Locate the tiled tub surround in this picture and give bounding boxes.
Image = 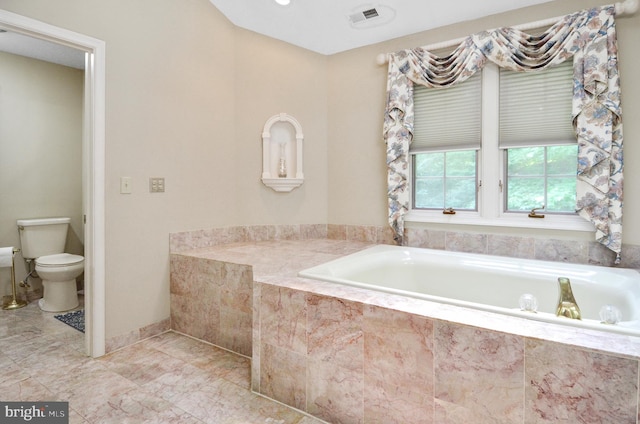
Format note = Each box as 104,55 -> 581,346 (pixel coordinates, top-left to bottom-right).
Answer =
113,223 -> 640,354
169,231 -> 640,424
170,239 -> 373,357
170,223 -> 640,268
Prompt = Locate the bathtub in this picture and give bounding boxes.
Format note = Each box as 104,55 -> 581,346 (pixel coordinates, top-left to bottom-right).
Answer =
299,245 -> 640,337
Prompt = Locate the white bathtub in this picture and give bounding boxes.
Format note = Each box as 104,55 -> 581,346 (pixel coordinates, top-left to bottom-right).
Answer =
299,245 -> 640,336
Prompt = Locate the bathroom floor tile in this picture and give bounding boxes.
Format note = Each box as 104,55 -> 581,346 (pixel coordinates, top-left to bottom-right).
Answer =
0,298 -> 323,423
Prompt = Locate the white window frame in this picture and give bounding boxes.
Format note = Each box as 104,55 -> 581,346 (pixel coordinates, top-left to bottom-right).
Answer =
406,63 -> 595,232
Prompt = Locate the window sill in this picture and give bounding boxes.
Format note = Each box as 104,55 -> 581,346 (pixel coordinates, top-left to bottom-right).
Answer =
405,210 -> 595,232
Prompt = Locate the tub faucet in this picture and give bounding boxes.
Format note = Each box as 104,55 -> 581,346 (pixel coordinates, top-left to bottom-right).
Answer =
556,277 -> 581,320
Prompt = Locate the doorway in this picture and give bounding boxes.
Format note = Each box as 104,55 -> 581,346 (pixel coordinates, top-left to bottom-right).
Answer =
0,9 -> 106,357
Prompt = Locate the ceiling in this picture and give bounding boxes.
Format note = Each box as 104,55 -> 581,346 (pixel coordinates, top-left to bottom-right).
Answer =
209,0 -> 556,55
0,0 -> 555,68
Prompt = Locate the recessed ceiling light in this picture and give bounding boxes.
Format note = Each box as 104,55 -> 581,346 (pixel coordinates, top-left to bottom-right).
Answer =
274,0 -> 291,5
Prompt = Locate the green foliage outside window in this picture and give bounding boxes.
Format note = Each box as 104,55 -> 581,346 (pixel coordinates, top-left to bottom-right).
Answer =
413,146 -> 577,213
414,150 -> 477,210
506,145 -> 577,212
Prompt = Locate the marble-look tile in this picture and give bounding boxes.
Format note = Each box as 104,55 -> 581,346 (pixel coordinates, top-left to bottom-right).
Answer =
218,306 -> 252,356
620,243 -> 640,269
171,236 -> 640,424
198,258 -> 227,287
525,339 -> 638,423
434,322 -> 524,424
261,284 -> 307,354
220,262 -> 253,299
488,234 -> 535,258
0,376 -> 57,402
261,343 -> 307,410
171,254 -> 256,356
80,386 -> 203,423
406,228 -> 446,250
363,305 -> 434,424
169,254 -> 199,295
56,368 -> 142,419
168,374 -> 304,424
2,297 -> 316,423
346,225 -> 378,243
376,225 -> 397,245
307,357 -> 364,424
445,231 -> 487,254
534,238 -> 588,263
171,290 -> 221,343
99,342 -> 188,385
327,224 -> 347,240
301,224 -> 328,239
275,224 -> 302,240
142,359 -> 222,403
307,294 -> 363,369
252,281 -> 262,392
306,294 -> 364,424
150,332 -> 251,389
588,240 -> 619,266
246,224 -> 276,242
140,318 -> 171,339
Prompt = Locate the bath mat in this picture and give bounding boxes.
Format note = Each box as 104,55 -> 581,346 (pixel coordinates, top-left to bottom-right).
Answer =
54,310 -> 85,333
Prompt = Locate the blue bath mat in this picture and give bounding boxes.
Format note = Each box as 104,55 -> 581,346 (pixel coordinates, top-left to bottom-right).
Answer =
54,309 -> 85,333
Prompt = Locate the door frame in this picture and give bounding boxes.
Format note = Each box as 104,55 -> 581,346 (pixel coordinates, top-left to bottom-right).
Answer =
0,9 -> 106,357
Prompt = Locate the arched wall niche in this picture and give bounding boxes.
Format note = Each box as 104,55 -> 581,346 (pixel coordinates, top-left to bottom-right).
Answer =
261,113 -> 304,192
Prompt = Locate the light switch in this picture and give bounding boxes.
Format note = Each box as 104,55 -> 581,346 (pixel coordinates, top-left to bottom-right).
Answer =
120,177 -> 132,194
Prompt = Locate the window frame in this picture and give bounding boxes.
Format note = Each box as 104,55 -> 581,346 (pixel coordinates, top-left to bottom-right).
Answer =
406,62 -> 595,232
412,149 -> 480,211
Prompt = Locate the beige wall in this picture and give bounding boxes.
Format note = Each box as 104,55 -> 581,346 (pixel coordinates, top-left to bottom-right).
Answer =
0,52 -> 83,296
328,0 -> 640,246
0,0 -> 329,338
233,28 -> 328,225
1,0 -> 638,341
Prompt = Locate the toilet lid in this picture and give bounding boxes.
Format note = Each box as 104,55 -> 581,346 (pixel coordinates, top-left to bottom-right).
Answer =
36,253 -> 84,267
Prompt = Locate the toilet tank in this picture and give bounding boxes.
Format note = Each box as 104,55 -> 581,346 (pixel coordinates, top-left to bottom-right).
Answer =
17,217 -> 71,259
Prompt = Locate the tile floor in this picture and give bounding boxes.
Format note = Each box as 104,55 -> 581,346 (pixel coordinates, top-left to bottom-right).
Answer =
0,297 -> 323,423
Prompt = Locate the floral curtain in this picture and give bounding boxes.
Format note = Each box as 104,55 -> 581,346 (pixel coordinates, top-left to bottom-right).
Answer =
384,5 -> 623,261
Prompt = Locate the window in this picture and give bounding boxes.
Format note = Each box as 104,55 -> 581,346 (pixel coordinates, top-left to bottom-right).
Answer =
412,72 -> 481,211
414,150 -> 478,210
409,60 -> 589,230
505,145 -> 577,213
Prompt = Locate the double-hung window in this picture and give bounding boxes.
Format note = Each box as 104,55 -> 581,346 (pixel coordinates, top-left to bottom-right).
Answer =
412,72 -> 482,211
409,59 -> 590,230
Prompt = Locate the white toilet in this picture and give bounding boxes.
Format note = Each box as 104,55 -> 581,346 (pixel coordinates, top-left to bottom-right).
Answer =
17,217 -> 84,312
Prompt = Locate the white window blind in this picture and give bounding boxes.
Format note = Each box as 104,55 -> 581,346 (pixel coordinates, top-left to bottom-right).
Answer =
499,60 -> 575,148
411,72 -> 482,152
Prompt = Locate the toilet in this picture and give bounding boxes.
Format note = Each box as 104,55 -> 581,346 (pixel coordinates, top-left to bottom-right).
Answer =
17,217 -> 84,312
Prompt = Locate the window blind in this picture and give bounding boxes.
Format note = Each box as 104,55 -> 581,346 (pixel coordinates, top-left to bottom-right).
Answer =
411,72 -> 482,152
499,60 -> 575,148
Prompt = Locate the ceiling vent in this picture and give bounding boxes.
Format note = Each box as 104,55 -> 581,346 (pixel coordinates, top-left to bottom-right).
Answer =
348,4 -> 396,29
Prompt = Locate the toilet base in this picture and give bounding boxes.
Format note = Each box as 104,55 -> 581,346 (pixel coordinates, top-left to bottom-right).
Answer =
39,278 -> 79,312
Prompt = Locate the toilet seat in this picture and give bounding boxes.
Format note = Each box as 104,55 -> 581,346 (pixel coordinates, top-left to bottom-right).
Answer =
36,253 -> 84,267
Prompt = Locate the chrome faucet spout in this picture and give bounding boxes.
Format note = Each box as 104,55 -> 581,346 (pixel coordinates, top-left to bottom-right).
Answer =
556,277 -> 581,320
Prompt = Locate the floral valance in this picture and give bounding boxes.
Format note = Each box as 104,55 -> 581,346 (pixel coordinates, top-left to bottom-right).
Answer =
384,5 -> 623,262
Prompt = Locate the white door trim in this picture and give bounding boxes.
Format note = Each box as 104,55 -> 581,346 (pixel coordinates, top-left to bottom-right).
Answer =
0,9 -> 106,357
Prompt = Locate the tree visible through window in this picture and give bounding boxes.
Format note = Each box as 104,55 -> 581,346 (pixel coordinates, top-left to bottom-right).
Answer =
506,145 -> 577,213
414,151 -> 477,210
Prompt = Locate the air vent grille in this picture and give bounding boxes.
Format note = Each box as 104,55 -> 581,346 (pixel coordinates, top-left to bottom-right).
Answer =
348,7 -> 380,24
362,8 -> 379,19
348,4 -> 395,28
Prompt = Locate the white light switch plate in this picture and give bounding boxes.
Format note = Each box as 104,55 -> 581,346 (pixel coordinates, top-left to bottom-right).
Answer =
120,177 -> 132,194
